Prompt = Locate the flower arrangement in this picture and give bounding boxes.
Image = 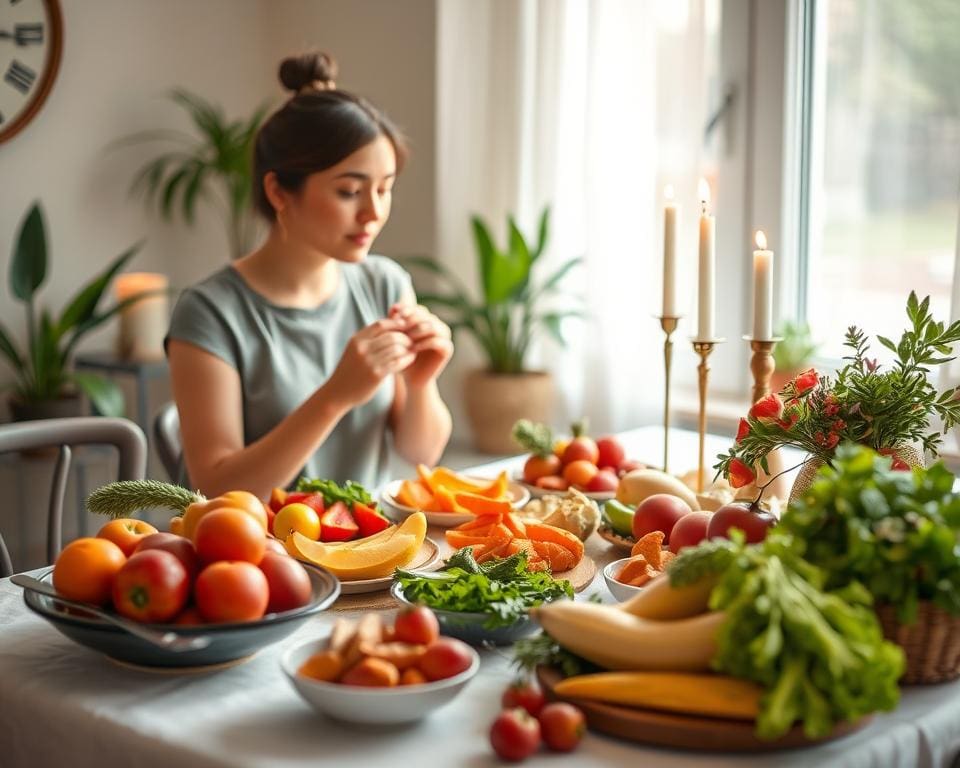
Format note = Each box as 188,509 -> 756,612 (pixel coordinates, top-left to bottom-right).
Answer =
716,293 -> 960,489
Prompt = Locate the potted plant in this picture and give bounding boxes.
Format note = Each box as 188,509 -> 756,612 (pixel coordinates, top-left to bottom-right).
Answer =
770,320 -> 818,393
0,203 -> 148,420
779,443 -> 960,683
407,207 -> 583,453
716,292 -> 960,499
119,90 -> 268,259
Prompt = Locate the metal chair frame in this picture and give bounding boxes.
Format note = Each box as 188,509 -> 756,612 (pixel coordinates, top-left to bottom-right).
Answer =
153,402 -> 181,483
0,417 -> 147,577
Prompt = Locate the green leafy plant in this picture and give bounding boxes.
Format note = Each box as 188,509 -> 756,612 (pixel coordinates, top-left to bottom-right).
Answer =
716,292 -> 960,487
405,208 -> 584,373
778,444 -> 960,624
121,90 -> 268,258
0,203 -> 147,417
772,320 -> 818,372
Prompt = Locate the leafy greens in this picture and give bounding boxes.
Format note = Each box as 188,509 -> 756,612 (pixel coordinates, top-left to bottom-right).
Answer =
295,478 -> 374,509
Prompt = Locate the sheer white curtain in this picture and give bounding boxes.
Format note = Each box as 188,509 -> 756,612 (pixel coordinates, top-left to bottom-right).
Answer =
436,0 -> 712,436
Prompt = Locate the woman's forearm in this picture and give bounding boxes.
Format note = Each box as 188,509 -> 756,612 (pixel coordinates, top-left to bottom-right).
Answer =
393,381 -> 452,467
196,384 -> 351,499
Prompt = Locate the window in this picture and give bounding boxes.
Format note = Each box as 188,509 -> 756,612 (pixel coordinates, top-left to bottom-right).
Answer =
800,0 -> 960,361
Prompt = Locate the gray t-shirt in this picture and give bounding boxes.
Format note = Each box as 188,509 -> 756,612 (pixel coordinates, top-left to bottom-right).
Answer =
165,255 -> 413,491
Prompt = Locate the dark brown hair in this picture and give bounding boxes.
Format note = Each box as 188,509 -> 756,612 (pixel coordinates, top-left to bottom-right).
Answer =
253,52 -> 408,220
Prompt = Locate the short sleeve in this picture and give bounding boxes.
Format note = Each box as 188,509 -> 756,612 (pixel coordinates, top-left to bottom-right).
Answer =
165,287 -> 240,370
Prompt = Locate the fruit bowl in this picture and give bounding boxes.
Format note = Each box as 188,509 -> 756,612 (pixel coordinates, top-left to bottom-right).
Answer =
602,558 -> 645,602
390,581 -> 543,646
380,479 -> 531,527
22,565 -> 339,669
281,633 -> 480,723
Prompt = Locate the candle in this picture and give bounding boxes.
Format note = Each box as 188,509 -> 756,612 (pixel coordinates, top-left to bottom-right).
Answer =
697,178 -> 715,340
752,230 -> 773,340
115,272 -> 169,360
662,185 -> 678,317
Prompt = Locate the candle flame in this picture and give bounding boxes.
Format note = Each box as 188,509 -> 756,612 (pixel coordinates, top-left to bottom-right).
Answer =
664,184 -> 674,200
755,230 -> 767,250
697,178 -> 711,205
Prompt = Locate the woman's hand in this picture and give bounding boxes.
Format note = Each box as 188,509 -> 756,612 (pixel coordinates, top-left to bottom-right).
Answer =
325,318 -> 416,408
390,303 -> 454,389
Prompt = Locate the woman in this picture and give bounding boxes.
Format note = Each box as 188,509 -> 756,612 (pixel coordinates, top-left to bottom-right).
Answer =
166,52 -> 453,499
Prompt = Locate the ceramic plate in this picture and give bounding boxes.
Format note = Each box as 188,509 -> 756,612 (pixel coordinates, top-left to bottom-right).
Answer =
337,537 -> 442,594
379,479 -> 531,528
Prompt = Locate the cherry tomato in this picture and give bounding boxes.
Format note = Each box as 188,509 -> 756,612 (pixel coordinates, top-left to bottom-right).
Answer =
112,550 -> 189,623
393,605 -> 440,646
418,637 -> 474,681
538,702 -> 586,752
502,678 -> 546,717
490,708 -> 541,762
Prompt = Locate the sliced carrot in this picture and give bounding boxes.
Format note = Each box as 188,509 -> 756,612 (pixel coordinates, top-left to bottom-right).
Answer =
476,471 -> 510,500
455,513 -> 502,531
453,492 -> 513,517
523,522 -> 585,562
431,467 -> 491,495
435,486 -> 469,514
416,463 -> 438,494
396,479 -> 437,511
502,512 -> 527,538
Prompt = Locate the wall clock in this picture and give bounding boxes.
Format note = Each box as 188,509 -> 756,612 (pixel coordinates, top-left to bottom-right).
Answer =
0,0 -> 62,144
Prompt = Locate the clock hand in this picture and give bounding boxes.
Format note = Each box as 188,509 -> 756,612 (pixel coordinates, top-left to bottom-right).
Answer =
0,28 -> 42,46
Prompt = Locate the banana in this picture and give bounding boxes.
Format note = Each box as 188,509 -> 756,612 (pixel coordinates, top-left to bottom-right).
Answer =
532,601 -> 723,672
554,671 -> 761,720
618,572 -> 718,620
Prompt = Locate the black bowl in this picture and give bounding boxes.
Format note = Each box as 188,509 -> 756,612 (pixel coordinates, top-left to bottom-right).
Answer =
23,565 -> 340,669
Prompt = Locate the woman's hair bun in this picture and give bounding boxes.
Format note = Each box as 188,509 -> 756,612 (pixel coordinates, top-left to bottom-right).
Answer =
278,52 -> 339,94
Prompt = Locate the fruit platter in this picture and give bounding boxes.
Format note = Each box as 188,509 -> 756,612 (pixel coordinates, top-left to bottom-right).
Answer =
380,464 -> 530,527
511,420 -> 646,500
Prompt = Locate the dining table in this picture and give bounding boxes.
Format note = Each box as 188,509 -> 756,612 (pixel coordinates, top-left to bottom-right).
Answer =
2,425 -> 960,768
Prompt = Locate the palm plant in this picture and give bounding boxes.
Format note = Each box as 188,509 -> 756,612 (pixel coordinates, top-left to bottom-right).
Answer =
122,90 -> 268,258
406,208 -> 583,373
0,203 -> 149,417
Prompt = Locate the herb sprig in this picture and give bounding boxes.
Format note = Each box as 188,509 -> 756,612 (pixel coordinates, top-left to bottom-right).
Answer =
295,478 -> 373,509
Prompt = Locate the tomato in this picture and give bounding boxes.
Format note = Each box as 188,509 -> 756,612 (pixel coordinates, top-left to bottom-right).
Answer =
502,678 -> 546,717
534,475 -> 568,491
490,708 -> 541,762
418,637 -> 473,681
319,501 -> 359,542
53,537 -> 126,606
258,551 -> 313,613
585,469 -> 619,493
97,518 -> 159,557
562,459 -> 598,488
561,436 -> 599,466
194,508 -> 266,565
173,606 -> 204,625
112,550 -> 190,623
522,454 -> 561,485
538,702 -> 586,752
393,605 -> 440,646
595,436 -> 625,470
273,503 -> 321,541
133,532 -> 199,580
352,502 -> 390,538
283,492 -> 326,514
195,561 -> 269,622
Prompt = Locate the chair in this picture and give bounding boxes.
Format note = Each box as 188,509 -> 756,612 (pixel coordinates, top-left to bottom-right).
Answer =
0,417 -> 147,577
153,401 -> 181,482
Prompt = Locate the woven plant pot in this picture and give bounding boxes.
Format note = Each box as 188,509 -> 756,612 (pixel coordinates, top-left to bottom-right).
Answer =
464,369 -> 555,454
788,444 -> 925,505
876,602 -> 960,684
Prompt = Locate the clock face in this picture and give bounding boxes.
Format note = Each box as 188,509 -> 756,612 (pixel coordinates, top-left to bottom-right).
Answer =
0,0 -> 62,144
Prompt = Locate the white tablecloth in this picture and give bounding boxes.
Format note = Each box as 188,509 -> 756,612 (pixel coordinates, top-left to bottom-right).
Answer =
2,427 -> 960,768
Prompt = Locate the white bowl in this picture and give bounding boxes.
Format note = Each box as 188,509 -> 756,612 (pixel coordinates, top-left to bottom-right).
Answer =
602,557 -> 646,602
380,478 -> 531,528
281,634 -> 481,724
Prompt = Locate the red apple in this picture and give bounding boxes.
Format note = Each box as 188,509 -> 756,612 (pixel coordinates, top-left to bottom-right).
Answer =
133,532 -> 199,580
668,512 -> 712,554
617,458 -> 646,477
707,502 -> 776,543
585,469 -> 619,493
632,494 -> 692,543
258,551 -> 313,613
596,436 -> 626,470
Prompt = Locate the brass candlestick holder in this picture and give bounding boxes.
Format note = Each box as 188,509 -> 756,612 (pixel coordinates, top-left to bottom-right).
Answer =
692,338 -> 725,493
743,336 -> 783,403
658,315 -> 683,472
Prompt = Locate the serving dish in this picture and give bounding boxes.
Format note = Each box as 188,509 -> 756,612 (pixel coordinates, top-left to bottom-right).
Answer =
21,565 -> 339,669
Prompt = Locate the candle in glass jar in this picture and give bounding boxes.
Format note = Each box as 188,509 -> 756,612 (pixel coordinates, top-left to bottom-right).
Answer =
115,272 -> 169,360
662,185 -> 677,317
752,230 -> 773,340
697,178 -> 715,340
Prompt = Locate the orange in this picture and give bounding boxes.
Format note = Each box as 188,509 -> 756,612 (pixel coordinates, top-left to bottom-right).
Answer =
97,518 -> 158,556
53,537 -> 126,606
181,490 -> 268,541
193,508 -> 267,565
562,459 -> 598,488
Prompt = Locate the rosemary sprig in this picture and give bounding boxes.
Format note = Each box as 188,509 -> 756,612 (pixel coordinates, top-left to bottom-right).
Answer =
86,480 -> 202,519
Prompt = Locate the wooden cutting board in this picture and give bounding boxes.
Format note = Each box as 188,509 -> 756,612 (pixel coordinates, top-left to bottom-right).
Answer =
536,667 -> 870,752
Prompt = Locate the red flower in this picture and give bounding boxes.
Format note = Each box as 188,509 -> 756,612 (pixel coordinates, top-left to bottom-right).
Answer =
832,419 -> 846,432
823,394 -> 840,418
749,393 -> 783,422
793,368 -> 819,395
735,418 -> 750,443
814,431 -> 839,450
727,458 -> 756,489
778,399 -> 801,429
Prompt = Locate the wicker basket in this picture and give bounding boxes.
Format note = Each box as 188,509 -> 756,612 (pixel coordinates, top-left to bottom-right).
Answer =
787,445 -> 925,505
876,602 -> 960,684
